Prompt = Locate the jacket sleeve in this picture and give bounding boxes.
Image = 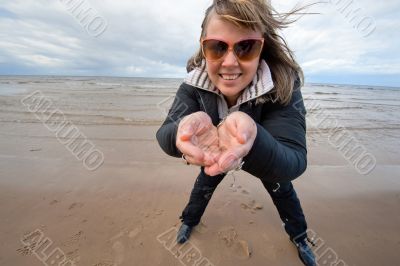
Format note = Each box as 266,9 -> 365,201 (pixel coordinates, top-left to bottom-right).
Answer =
242,81 -> 307,182
156,83 -> 201,158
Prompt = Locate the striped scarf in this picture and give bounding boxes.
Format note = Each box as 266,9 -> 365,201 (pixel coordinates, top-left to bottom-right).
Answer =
184,59 -> 275,108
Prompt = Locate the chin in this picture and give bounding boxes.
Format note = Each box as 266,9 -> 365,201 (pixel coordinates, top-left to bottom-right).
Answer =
219,88 -> 242,98
218,82 -> 244,93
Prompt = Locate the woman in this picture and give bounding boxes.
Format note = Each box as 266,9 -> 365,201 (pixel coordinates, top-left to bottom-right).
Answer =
156,0 -> 316,265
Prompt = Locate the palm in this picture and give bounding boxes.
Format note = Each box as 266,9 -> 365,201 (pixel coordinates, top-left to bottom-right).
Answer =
177,112 -> 220,166
204,112 -> 257,176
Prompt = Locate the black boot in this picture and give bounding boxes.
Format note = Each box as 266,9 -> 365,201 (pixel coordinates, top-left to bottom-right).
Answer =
177,223 -> 193,244
295,238 -> 317,266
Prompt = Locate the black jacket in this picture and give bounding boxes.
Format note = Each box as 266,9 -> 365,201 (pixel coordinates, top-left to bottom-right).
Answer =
156,80 -> 307,183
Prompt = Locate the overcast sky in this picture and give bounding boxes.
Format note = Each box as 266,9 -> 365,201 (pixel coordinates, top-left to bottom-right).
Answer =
1,0 -> 399,87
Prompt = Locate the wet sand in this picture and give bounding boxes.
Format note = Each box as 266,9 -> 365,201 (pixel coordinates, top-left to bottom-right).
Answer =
0,76 -> 399,265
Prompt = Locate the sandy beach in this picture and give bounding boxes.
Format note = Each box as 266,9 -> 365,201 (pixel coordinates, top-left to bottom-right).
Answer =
0,76 -> 399,266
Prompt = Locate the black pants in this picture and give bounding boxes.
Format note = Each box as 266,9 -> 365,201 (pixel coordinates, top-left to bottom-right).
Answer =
180,167 -> 308,243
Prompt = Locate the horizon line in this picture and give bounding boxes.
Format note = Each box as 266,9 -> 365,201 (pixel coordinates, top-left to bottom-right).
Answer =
0,74 -> 398,89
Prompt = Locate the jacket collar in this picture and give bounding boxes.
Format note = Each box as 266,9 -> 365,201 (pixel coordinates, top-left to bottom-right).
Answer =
184,59 -> 274,108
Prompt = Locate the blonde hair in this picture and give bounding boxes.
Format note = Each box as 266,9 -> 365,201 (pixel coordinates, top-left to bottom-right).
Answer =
187,0 -> 309,106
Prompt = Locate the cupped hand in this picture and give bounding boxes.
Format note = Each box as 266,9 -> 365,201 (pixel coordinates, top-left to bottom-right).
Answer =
176,111 -> 220,166
204,111 -> 257,176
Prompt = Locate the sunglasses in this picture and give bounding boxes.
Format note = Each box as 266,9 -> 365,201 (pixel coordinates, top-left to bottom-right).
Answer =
201,38 -> 264,62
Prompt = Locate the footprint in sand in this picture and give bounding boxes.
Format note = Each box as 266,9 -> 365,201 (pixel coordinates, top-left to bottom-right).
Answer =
109,225 -> 143,260
112,241 -> 125,265
154,209 -> 163,216
233,240 -> 252,258
16,245 -> 34,256
49,199 -> 59,205
194,221 -> 208,234
230,184 -> 250,195
62,230 -> 85,248
68,202 -> 84,210
218,226 -> 237,247
66,248 -> 78,257
217,227 -> 252,259
142,209 -> 164,219
240,199 -> 263,213
128,225 -> 143,239
109,231 -> 124,242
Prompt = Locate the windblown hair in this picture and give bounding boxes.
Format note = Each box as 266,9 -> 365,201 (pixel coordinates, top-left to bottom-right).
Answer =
187,0 -> 309,106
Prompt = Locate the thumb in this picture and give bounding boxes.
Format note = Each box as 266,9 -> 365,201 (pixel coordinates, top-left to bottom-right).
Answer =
225,116 -> 239,139
180,119 -> 199,141
226,116 -> 247,144
234,116 -> 252,144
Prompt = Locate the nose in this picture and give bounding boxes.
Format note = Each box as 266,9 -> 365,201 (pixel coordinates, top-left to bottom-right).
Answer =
221,49 -> 239,67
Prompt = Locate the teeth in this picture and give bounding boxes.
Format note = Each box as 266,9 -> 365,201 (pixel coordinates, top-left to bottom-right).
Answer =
221,74 -> 240,80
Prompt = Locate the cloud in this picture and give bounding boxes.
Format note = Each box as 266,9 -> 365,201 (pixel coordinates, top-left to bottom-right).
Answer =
275,0 -> 400,85
0,0 -> 399,86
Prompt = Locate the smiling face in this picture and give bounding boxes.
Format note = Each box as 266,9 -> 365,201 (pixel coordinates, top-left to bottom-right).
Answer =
203,15 -> 263,106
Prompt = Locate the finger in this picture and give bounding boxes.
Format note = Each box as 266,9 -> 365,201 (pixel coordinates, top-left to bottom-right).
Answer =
218,152 -> 241,172
203,149 -> 221,166
204,163 -> 224,176
181,116 -> 212,141
184,153 -> 206,166
202,152 -> 215,166
217,144 -> 249,172
178,140 -> 204,162
179,118 -> 200,141
194,116 -> 212,135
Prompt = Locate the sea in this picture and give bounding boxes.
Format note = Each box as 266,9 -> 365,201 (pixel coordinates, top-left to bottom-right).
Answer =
0,75 -> 399,132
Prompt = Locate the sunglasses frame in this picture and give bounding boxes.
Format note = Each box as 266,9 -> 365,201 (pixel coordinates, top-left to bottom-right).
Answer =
201,37 -> 264,62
